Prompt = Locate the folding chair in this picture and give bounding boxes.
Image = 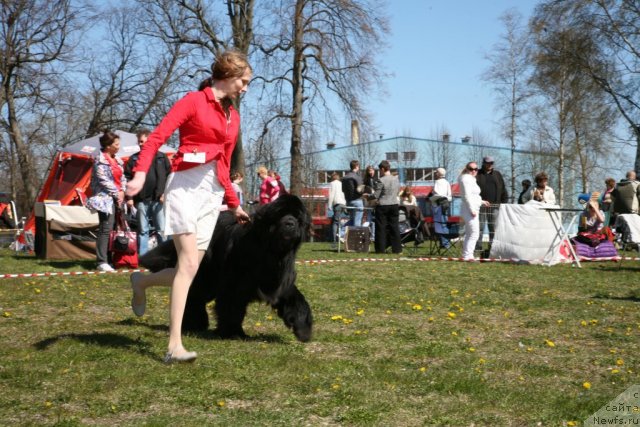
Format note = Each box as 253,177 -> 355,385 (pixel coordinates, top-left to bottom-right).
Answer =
429,204 -> 463,256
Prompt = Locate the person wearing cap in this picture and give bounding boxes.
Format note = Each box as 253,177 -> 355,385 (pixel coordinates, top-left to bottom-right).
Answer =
430,167 -> 453,248
372,160 -> 402,254
517,179 -> 532,205
475,156 -> 508,253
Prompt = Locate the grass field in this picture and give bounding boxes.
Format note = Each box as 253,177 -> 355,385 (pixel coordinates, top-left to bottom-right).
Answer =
1,244 -> 639,426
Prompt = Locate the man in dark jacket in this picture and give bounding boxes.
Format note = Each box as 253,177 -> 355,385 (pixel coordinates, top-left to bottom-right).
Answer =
124,129 -> 172,255
475,156 -> 508,252
342,160 -> 365,226
613,170 -> 640,215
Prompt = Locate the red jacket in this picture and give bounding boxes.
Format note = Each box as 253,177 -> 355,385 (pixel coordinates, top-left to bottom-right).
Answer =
133,88 -> 241,208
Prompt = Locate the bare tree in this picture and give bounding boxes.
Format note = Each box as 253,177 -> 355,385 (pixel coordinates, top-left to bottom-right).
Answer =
0,0 -> 84,210
482,9 -> 532,200
252,0 -> 390,195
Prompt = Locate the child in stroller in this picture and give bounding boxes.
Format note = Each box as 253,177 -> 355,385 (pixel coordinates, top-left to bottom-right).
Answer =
398,205 -> 427,250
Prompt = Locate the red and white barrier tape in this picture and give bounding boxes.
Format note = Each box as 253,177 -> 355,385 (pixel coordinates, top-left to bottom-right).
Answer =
0,256 -> 637,279
0,268 -> 148,279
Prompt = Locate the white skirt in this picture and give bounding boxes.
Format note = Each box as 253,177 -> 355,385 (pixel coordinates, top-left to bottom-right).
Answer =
164,161 -> 224,250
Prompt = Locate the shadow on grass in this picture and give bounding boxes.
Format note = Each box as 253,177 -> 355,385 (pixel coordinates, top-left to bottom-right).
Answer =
33,332 -> 156,358
10,253 -> 95,270
115,319 -> 287,343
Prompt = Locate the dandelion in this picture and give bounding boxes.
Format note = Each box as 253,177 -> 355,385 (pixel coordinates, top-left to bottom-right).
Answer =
478,358 -> 486,364
342,318 -> 353,325
557,319 -> 563,325
2,311 -> 11,318
35,288 -> 41,294
447,312 -> 456,319
356,309 -> 364,316
611,369 -> 620,375
580,320 -> 587,327
331,315 -> 343,321
583,382 -> 591,390
217,400 -> 226,407
428,317 -> 434,322
266,315 -> 273,321
44,401 -> 52,408
616,359 -> 624,366
255,322 -> 262,327
412,304 -> 422,311
331,384 -> 340,390
451,331 -> 458,336
545,339 -> 555,348
468,347 -> 476,352
419,367 -> 427,373
80,291 -> 86,296
385,310 -> 392,314
567,421 -> 577,426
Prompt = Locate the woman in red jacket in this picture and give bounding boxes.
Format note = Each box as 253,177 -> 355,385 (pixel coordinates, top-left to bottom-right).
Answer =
126,50 -> 252,363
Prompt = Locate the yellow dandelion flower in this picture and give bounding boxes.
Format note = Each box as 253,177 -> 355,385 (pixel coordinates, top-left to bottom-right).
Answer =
217,400 -> 226,407
354,330 -> 362,335
611,369 -> 620,374
342,318 -> 353,325
331,384 -> 340,390
458,307 -> 464,312
545,339 -> 555,348
331,315 -> 343,321
255,322 -> 262,327
451,331 -> 458,336
266,315 -> 273,321
356,309 -> 364,316
447,312 -> 456,319
45,401 -> 53,408
419,367 -> 427,372
503,311 -> 510,318
557,319 -> 563,325
412,304 -> 422,311
2,311 -> 11,318
35,288 -> 41,294
80,291 -> 86,296
428,316 -> 434,322
616,359 -> 624,366
590,319 -> 598,325
580,320 -> 587,327
385,310 -> 392,314
468,347 -> 476,352
478,358 -> 486,364
567,421 -> 577,426
583,382 -> 591,390
527,347 -> 533,352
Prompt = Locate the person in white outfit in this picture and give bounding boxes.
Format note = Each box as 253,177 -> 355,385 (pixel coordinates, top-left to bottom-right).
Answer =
458,162 -> 489,260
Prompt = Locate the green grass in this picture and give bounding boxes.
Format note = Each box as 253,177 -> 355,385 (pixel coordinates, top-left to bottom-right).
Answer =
1,245 -> 639,426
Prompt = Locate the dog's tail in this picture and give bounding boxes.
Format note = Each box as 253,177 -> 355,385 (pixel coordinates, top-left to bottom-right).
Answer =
138,240 -> 177,272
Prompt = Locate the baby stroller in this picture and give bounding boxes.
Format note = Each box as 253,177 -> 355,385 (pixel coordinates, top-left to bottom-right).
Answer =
398,205 -> 428,253
430,200 -> 461,256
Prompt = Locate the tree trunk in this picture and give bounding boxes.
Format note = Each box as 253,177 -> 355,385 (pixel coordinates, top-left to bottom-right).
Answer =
5,90 -> 38,208
289,0 -> 305,196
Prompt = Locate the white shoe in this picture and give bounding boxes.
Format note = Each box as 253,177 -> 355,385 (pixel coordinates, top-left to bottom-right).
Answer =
97,263 -> 115,272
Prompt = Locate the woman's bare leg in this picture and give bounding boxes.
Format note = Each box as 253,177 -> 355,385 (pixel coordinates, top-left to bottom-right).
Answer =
166,233 -> 204,358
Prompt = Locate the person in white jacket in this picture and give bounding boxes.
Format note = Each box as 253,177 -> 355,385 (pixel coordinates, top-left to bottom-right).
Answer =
328,172 -> 347,243
458,162 -> 489,260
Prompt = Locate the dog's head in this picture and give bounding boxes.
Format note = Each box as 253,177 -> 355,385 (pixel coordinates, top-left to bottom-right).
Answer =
252,195 -> 311,252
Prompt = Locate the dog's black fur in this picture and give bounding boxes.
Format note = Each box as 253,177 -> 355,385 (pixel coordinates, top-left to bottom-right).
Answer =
139,194 -> 313,342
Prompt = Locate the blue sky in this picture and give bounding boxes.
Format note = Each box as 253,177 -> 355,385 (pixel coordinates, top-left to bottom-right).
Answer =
363,0 -> 538,144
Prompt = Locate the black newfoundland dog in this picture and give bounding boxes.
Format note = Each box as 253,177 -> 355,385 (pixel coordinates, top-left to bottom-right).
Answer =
139,194 -> 313,342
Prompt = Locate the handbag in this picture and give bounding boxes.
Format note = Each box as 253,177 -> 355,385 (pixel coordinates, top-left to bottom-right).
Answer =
109,208 -> 137,255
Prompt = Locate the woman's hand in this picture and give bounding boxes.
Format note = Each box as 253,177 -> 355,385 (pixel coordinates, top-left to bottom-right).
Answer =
232,206 -> 250,224
126,171 -> 146,197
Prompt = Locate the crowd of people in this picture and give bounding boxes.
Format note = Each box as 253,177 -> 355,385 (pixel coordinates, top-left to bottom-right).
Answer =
322,154 -> 640,261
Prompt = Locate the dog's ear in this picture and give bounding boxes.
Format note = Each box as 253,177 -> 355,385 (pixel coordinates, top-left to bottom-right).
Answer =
138,240 -> 177,272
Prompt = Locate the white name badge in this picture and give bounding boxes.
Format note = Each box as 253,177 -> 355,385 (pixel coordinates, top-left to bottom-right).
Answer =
183,152 -> 206,163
